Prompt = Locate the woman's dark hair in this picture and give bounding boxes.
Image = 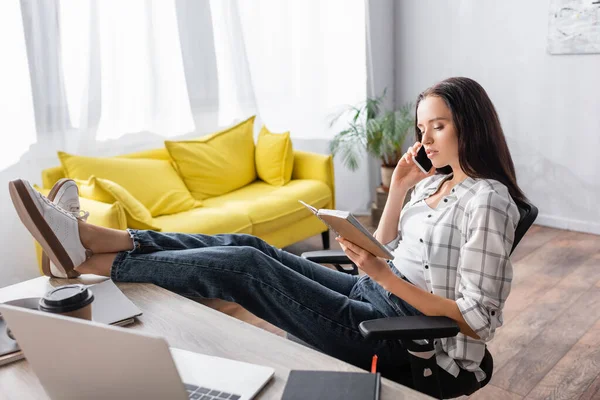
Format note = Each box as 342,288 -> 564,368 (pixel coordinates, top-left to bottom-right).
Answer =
415,77 -> 525,201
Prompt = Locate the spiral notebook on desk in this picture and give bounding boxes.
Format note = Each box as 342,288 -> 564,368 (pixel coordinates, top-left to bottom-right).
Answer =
0,279 -> 142,366
299,200 -> 393,259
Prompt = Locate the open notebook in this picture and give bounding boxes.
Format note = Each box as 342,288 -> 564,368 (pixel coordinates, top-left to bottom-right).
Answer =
299,200 -> 393,260
0,279 -> 142,366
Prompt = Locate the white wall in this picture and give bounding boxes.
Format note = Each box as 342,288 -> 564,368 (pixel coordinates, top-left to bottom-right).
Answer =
366,0 -> 397,194
395,0 -> 600,234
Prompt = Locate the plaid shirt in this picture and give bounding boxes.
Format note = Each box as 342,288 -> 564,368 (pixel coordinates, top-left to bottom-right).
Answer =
384,173 -> 519,381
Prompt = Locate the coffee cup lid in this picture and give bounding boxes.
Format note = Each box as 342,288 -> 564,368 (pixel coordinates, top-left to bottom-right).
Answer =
39,284 -> 94,314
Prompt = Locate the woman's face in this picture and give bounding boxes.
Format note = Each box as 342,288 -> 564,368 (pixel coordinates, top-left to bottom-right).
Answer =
416,95 -> 460,170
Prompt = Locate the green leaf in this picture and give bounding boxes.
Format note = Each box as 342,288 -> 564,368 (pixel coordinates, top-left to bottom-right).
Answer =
329,92 -> 415,170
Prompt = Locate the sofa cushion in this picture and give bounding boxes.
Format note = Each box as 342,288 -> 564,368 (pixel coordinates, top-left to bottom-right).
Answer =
70,177 -> 158,230
255,126 -> 294,186
153,207 -> 252,235
120,148 -> 171,161
203,180 -> 332,236
81,197 -> 127,230
58,151 -> 200,217
165,116 -> 257,200
94,178 -> 161,231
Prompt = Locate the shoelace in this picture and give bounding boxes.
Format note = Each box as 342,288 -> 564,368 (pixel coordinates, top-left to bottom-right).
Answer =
36,189 -> 90,222
68,209 -> 90,222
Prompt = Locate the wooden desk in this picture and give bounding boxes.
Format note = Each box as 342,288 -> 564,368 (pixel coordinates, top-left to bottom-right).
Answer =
0,276 -> 430,400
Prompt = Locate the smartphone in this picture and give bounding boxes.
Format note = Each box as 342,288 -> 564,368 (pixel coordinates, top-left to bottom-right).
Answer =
413,145 -> 433,174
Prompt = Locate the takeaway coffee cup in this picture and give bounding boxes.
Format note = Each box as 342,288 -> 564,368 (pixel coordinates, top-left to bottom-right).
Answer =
38,284 -> 95,320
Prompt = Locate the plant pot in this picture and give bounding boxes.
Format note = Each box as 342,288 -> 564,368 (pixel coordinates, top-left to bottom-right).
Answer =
380,165 -> 395,189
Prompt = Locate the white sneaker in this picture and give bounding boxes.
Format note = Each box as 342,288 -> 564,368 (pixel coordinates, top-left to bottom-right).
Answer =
42,179 -> 91,278
8,179 -> 91,278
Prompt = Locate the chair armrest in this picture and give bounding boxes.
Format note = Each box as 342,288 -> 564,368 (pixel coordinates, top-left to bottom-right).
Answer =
305,254 -> 459,343
301,249 -> 352,264
360,316 -> 461,399
302,250 -> 358,275
305,254 -> 461,342
359,316 -> 460,341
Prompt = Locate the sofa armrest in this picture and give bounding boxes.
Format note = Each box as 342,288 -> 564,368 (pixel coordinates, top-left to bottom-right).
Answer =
292,151 -> 335,208
42,166 -> 67,189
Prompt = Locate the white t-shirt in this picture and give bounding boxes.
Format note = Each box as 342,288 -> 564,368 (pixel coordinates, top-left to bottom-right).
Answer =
390,200 -> 432,290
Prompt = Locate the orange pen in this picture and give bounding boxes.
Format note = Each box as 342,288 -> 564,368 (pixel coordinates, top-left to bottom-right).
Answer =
371,354 -> 378,373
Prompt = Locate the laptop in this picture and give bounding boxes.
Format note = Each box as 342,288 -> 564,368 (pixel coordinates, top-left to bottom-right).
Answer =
0,304 -> 274,400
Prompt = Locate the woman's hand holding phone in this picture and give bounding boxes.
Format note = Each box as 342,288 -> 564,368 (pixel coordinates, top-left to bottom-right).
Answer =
390,142 -> 436,190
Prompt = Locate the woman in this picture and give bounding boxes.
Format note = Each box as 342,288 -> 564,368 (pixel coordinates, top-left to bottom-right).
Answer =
9,77 -> 524,397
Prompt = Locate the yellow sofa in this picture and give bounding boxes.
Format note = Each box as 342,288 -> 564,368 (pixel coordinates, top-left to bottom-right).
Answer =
38,147 -> 335,261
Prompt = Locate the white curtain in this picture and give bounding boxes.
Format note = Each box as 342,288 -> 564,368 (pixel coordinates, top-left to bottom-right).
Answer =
3,0 -> 367,163
59,0 -> 195,143
0,1 -> 37,171
209,0 -> 367,139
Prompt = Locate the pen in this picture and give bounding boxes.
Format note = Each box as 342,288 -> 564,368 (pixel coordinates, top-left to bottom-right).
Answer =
371,354 -> 378,373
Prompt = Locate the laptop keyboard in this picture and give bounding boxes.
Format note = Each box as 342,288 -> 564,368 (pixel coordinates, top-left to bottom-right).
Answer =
185,383 -> 241,400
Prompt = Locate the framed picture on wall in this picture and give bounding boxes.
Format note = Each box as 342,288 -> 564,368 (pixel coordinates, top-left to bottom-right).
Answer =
547,0 -> 600,54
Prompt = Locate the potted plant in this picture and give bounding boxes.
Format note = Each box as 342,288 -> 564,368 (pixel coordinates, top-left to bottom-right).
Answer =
329,92 -> 414,189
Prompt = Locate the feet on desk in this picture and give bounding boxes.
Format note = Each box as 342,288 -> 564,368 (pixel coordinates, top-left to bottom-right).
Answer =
8,179 -> 93,278
42,178 -> 92,278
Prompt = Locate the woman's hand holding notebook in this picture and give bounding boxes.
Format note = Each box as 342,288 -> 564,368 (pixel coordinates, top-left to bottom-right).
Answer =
299,200 -> 393,259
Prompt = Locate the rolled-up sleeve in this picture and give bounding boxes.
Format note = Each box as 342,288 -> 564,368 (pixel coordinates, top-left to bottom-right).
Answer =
383,234 -> 400,250
373,229 -> 400,250
455,190 -> 518,342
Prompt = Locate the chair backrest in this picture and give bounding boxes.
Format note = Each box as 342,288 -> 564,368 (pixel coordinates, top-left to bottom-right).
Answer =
510,197 -> 538,255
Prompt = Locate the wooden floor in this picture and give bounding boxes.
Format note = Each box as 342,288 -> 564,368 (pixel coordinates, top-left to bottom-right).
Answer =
196,221 -> 600,400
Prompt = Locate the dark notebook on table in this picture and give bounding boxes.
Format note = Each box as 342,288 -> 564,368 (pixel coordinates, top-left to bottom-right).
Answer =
282,370 -> 381,400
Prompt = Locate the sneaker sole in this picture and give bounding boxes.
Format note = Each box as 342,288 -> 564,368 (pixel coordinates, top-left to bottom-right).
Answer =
9,179 -> 75,277
40,179 -> 80,278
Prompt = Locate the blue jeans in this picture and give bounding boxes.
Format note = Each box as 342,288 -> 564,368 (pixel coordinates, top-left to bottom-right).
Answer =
111,230 -> 422,380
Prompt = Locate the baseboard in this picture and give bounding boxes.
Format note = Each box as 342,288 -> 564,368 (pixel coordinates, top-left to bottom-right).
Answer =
535,213 -> 600,235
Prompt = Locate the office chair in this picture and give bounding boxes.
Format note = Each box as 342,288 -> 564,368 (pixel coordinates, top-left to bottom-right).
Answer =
291,197 -> 538,399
